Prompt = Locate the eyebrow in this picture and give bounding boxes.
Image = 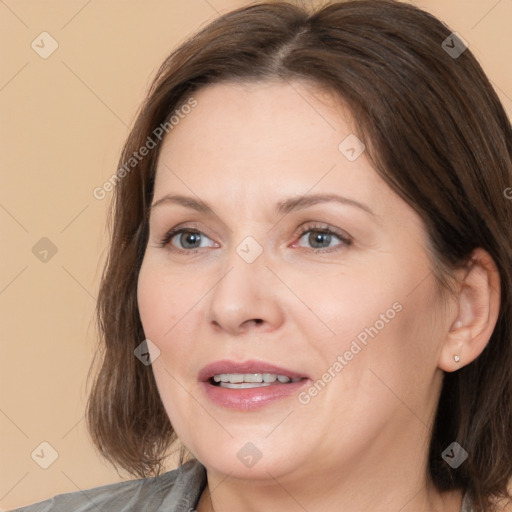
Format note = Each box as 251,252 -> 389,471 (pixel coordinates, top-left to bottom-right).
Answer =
150,193 -> 375,217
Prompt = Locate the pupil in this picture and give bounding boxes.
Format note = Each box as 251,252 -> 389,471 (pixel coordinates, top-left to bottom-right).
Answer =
182,231 -> 200,248
310,231 -> 330,248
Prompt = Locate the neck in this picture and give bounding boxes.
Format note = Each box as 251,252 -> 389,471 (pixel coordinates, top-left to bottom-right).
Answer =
196,458 -> 463,512
198,481 -> 462,512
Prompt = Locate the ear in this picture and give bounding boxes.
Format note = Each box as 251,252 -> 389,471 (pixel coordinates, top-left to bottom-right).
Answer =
438,248 -> 501,372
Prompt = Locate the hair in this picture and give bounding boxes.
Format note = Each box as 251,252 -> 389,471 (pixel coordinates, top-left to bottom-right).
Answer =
85,0 -> 512,509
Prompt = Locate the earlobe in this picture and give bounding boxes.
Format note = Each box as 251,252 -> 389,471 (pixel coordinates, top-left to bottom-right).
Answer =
439,323 -> 469,372
438,248 -> 501,373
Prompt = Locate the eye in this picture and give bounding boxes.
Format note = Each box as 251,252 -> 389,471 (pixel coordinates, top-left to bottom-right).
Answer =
159,227 -> 218,252
294,223 -> 352,252
157,223 -> 351,253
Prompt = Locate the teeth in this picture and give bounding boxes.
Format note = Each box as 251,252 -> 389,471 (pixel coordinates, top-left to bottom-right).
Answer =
244,373 -> 263,383
221,382 -> 272,389
212,373 -> 301,387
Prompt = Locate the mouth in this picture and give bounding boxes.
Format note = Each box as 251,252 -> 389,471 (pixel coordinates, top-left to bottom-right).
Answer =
210,373 -> 303,389
199,359 -> 309,385
198,360 -> 310,410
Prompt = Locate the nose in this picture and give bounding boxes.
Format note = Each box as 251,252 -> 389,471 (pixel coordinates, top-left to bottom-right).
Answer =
206,246 -> 285,336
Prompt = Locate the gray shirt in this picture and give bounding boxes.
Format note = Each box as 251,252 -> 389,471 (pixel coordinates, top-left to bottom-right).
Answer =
8,459 -> 478,511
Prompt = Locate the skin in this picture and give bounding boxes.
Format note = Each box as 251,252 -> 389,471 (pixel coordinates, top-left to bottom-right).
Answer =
137,80 -> 500,512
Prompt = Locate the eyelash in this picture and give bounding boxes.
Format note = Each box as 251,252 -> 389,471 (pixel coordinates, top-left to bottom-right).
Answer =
158,222 -> 352,254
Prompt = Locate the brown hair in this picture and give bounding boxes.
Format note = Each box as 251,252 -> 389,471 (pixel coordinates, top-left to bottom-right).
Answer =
86,0 -> 512,509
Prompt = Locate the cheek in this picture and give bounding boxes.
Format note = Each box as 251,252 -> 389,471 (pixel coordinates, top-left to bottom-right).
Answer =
286,261 -> 404,348
137,262 -> 200,431
137,258 -> 210,388
137,272 -> 170,337
300,255 -> 442,385
307,289 -> 408,390
137,259 -> 201,341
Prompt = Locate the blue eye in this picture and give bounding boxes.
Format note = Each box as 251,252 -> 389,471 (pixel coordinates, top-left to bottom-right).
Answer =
158,223 -> 352,254
299,230 -> 337,249
160,229 -> 217,251
295,224 -> 352,251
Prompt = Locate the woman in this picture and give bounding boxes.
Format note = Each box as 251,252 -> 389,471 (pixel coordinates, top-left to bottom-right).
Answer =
11,0 -> 512,510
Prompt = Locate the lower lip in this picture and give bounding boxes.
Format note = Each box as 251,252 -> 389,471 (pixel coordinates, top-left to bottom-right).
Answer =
200,379 -> 310,410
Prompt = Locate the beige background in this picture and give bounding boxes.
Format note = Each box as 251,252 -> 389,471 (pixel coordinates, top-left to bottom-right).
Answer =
1,0 -> 511,509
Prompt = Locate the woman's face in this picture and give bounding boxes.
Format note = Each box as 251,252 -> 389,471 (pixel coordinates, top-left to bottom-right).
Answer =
137,81 -> 453,483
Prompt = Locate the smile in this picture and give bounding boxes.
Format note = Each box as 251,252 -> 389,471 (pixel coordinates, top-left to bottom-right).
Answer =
211,373 -> 302,388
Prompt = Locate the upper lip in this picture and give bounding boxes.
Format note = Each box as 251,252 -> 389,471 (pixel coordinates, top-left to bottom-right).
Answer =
198,359 -> 309,382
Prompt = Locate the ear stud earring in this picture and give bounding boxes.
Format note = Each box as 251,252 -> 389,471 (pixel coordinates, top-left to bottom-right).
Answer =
454,355 -> 460,363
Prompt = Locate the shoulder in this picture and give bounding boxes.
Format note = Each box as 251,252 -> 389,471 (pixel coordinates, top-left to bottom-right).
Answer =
7,459 -> 207,512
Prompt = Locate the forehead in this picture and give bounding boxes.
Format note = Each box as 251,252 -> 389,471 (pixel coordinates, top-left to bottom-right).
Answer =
153,80 -> 399,220
158,80 -> 349,163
